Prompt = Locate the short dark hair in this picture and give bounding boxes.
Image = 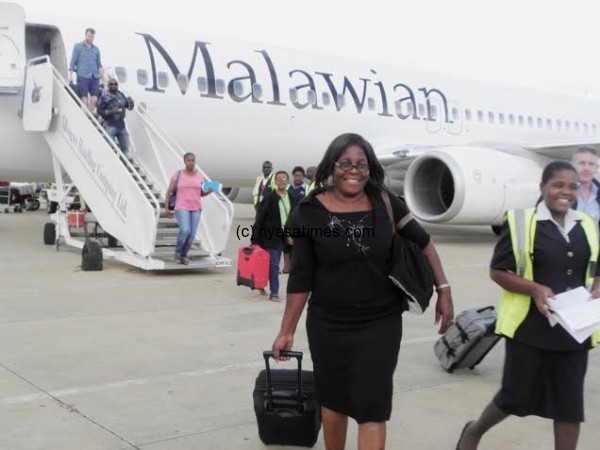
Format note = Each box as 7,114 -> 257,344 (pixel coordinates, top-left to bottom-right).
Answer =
314,133 -> 385,190
574,146 -> 598,157
85,28 -> 95,35
292,166 -> 305,176
541,160 -> 577,185
274,170 -> 289,180
183,152 -> 195,160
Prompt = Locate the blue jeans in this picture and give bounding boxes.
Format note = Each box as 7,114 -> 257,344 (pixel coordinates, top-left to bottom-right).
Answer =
104,124 -> 130,153
174,209 -> 201,258
266,246 -> 282,296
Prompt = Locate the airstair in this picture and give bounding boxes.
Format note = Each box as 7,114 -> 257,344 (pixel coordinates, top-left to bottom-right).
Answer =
21,56 -> 233,270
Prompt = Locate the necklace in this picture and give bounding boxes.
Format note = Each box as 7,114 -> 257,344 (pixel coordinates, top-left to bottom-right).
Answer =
326,211 -> 371,255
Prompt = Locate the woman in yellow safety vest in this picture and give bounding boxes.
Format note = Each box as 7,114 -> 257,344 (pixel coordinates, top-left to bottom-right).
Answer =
457,161 -> 600,450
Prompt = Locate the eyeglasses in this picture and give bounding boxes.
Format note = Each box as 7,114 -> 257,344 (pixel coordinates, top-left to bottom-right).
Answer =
108,83 -> 118,86
334,161 -> 369,172
275,177 -> 288,182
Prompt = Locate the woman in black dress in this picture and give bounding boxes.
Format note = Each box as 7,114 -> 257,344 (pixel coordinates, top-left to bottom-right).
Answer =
271,133 -> 454,449
456,161 -> 600,450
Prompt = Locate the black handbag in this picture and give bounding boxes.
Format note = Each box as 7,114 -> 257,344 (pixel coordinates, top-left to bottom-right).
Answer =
381,191 -> 434,314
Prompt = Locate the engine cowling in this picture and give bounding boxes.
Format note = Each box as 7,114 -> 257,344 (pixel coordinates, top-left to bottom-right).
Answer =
404,146 -> 551,225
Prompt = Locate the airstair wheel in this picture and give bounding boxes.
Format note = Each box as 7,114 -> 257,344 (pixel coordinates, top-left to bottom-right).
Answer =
81,240 -> 103,271
43,222 -> 56,245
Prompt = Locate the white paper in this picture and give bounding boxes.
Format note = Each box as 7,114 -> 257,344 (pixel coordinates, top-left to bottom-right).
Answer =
547,287 -> 600,343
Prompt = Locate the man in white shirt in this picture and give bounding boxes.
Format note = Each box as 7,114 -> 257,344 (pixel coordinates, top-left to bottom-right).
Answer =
571,146 -> 600,222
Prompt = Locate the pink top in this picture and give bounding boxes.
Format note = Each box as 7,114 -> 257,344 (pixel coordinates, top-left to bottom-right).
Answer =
173,170 -> 204,211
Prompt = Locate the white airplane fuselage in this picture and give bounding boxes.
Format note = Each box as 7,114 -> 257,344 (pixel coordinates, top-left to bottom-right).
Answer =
2,3 -> 600,224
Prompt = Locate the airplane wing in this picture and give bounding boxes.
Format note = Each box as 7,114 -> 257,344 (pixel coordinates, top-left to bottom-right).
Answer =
521,140 -> 600,160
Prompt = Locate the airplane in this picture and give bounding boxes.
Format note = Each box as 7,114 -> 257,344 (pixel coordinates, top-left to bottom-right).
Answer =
2,0 -> 600,229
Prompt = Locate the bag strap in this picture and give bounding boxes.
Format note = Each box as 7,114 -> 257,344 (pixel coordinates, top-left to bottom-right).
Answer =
380,189 -> 395,234
172,169 -> 182,194
381,189 -> 414,233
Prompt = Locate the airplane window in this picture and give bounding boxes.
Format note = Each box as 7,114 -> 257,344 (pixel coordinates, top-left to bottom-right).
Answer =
157,71 -> 169,88
115,67 -> 127,83
452,107 -> 459,121
197,77 -> 207,93
337,94 -> 345,108
584,123 -> 589,134
307,90 -> 317,106
477,110 -> 484,122
498,113 -> 505,125
430,104 -> 437,119
252,83 -> 263,100
565,121 -> 571,132
574,121 -> 580,132
176,74 -> 189,92
508,114 -> 515,125
546,118 -> 552,130
527,116 -> 533,127
465,109 -> 472,121
556,119 -> 562,132
488,112 -> 495,124
537,117 -> 543,128
136,69 -> 148,86
367,97 -> 376,111
215,79 -> 226,95
322,92 -> 331,106
418,103 -> 425,117
289,88 -> 298,104
518,115 -> 524,126
592,124 -> 597,134
233,80 -> 244,97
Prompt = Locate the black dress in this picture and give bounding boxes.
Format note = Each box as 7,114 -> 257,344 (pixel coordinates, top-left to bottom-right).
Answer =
491,216 -> 599,423
286,186 -> 430,423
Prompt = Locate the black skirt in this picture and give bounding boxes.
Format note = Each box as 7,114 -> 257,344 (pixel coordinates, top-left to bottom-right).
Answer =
306,303 -> 403,423
494,339 -> 589,423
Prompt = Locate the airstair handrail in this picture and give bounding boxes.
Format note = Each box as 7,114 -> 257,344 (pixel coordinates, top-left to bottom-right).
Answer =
28,56 -> 162,220
132,104 -> 234,222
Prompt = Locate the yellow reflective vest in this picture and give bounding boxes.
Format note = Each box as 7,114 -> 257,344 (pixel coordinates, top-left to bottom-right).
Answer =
252,174 -> 274,206
495,208 -> 600,346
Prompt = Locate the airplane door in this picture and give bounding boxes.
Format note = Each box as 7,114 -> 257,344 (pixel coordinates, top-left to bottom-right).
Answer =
0,3 -> 25,93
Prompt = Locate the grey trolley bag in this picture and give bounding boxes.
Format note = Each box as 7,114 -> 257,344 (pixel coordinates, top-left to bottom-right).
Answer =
253,350 -> 321,447
434,306 -> 501,373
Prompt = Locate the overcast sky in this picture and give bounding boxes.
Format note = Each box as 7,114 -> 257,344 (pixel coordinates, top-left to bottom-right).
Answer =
13,0 -> 600,99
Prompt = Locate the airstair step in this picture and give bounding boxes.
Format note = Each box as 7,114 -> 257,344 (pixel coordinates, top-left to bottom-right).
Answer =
151,247 -> 210,258
157,255 -> 232,270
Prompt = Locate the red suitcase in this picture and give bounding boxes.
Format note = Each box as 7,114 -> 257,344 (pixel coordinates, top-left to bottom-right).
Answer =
237,245 -> 270,290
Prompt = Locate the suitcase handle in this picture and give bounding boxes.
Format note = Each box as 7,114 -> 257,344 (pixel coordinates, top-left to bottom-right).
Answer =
262,350 -> 304,411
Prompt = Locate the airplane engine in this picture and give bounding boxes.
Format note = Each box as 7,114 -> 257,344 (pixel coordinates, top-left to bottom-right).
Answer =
404,147 -> 551,225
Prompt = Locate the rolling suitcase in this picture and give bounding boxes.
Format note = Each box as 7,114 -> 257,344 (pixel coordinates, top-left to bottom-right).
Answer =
237,245 -> 269,290
434,306 -> 501,373
253,350 -> 321,447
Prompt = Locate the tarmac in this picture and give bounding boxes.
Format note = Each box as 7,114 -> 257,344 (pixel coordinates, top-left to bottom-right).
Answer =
0,204 -> 599,449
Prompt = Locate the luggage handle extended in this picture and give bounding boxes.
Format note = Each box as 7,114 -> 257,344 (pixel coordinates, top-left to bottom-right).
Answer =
263,350 -> 304,411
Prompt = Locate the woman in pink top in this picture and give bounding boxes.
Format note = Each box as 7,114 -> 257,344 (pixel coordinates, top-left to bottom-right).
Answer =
164,152 -> 214,265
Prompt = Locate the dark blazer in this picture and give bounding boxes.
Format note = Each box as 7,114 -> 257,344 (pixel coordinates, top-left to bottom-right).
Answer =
252,190 -> 298,249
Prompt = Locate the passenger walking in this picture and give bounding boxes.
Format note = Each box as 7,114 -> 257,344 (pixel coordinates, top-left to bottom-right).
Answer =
164,153 -> 214,265
456,161 -> 600,450
96,78 -> 134,154
69,28 -> 103,111
252,171 -> 297,302
271,133 -> 454,449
